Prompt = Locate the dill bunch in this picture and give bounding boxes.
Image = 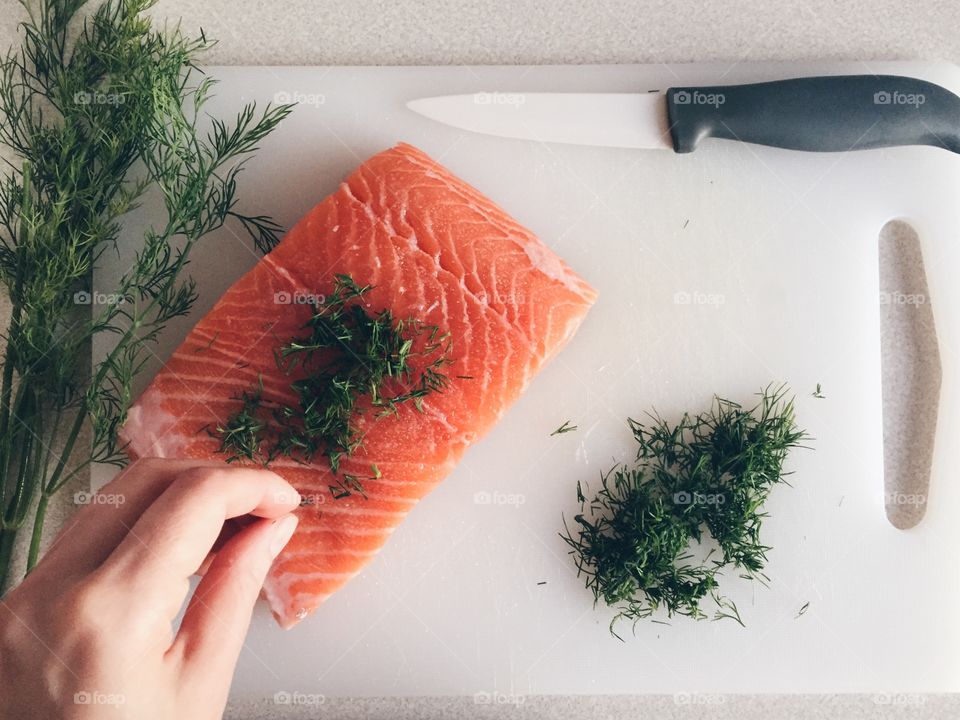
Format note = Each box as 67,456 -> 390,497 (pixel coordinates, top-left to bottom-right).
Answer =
0,0 -> 293,591
561,384 -> 808,639
215,274 -> 452,499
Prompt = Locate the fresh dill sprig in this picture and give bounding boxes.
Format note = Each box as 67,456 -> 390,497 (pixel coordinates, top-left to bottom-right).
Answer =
812,383 -> 826,399
216,274 -> 452,499
0,0 -> 292,591
551,420 -> 577,436
560,384 -> 808,639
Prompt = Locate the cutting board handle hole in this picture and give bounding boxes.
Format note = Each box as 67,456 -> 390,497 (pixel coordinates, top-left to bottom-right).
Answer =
879,219 -> 941,530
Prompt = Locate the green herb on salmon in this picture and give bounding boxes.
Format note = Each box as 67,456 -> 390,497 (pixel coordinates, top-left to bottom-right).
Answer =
561,384 -> 808,639
215,274 -> 452,499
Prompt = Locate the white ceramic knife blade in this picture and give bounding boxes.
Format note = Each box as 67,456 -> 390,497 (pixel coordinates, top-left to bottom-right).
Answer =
406,92 -> 673,150
407,77 -> 960,154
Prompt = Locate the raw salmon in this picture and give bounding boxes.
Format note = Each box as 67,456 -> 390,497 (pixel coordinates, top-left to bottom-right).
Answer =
119,143 -> 597,627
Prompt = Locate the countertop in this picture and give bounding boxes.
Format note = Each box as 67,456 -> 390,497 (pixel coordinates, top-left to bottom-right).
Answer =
0,0 -> 957,718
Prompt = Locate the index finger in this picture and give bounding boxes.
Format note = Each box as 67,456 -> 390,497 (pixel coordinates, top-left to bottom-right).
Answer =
35,458 -> 292,583
97,464 -> 300,619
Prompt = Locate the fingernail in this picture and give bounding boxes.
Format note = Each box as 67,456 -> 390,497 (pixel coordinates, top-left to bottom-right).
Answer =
270,515 -> 299,557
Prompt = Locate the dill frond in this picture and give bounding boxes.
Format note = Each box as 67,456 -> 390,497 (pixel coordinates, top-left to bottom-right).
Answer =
0,0 -> 293,588
560,384 -> 809,637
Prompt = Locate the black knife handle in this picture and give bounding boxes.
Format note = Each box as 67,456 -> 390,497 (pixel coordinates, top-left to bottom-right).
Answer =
665,75 -> 960,154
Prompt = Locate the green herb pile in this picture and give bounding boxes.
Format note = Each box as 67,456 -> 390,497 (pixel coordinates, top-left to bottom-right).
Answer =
561,385 -> 808,638
215,274 -> 451,499
0,0 -> 291,592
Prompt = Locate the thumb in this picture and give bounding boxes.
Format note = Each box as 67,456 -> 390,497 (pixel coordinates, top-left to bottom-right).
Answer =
169,514 -> 298,684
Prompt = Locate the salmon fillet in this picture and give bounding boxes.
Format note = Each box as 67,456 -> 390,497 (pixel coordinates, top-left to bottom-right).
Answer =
119,143 -> 597,628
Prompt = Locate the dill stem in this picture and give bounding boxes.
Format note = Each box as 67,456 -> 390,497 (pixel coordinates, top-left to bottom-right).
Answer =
3,383 -> 35,528
20,394 -> 46,575
0,346 -> 17,510
0,527 -> 15,594
41,401 -> 85,497
25,493 -> 47,574
0,387 -> 35,594
45,456 -> 92,497
0,162 -> 30,521
37,404 -> 63,497
0,345 -> 17,516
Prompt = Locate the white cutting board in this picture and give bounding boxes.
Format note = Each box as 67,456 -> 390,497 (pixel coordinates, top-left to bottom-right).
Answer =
93,62 -> 960,697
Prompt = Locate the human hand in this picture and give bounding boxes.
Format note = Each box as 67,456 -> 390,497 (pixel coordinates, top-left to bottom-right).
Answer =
0,457 -> 301,719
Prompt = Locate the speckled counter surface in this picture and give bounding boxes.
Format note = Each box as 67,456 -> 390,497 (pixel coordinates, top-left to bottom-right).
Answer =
1,1 -> 958,717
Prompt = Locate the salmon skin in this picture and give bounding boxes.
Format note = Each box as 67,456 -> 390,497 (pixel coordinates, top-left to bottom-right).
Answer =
119,143 -> 598,628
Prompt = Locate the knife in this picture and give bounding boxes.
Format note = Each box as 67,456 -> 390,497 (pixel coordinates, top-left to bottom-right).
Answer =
407,75 -> 960,154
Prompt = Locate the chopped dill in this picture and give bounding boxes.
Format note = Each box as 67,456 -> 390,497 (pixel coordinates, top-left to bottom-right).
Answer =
551,420 -> 578,436
214,376 -> 266,463
215,274 -> 452,499
560,384 -> 809,639
796,601 -> 810,618
812,383 -> 826,399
